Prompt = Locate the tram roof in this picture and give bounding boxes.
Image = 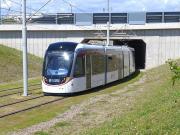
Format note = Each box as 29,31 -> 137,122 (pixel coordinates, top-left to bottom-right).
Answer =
47,42 -> 134,52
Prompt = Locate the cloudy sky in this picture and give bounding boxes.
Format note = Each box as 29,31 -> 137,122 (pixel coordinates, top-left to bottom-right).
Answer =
1,0 -> 180,15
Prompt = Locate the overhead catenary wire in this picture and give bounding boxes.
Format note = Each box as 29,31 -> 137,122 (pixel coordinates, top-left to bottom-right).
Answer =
1,7 -> 33,15
62,0 -> 110,40
1,7 -> 22,13
3,1 -> 112,42
7,0 -> 44,15
27,0 -> 53,21
6,0 -> 87,17
61,0 -> 87,13
3,0 -> 10,8
60,0 -> 106,39
27,0 -> 89,24
1,0 -> 54,22
2,0 -> 11,17
1,0 -> 14,18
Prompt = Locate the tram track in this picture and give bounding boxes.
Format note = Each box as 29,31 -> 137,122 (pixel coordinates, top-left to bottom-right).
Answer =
0,95 -> 45,108
0,97 -> 66,119
0,86 -> 42,98
0,83 -> 41,93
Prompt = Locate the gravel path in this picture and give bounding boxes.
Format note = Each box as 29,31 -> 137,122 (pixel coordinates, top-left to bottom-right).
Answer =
10,75 -> 147,135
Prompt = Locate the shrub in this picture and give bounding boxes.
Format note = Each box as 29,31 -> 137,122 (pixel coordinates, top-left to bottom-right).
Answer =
167,60 -> 180,85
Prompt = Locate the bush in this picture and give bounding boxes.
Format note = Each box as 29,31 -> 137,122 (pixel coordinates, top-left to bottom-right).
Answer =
167,60 -> 180,85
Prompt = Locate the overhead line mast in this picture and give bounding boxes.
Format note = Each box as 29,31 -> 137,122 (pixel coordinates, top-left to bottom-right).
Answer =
0,0 -> 1,24
21,0 -> 54,96
22,0 -> 28,96
106,0 -> 111,46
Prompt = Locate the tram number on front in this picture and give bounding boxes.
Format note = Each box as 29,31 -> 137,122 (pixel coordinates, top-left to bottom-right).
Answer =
49,79 -> 60,83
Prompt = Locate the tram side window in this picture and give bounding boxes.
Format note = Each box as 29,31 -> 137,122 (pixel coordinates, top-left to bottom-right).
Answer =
74,56 -> 85,77
129,51 -> 135,73
123,51 -> 130,76
92,54 -> 105,75
107,55 -> 118,72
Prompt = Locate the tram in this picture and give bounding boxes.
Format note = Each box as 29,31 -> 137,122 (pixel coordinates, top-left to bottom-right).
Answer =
42,42 -> 135,94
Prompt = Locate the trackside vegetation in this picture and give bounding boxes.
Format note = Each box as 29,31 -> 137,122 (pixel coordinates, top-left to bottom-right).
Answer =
35,60 -> 180,135
0,44 -> 179,135
167,59 -> 180,85
0,73 -> 141,135
82,61 -> 180,135
0,44 -> 43,83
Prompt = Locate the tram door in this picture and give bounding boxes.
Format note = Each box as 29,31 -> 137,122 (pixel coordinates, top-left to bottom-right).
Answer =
119,51 -> 124,79
86,55 -> 91,89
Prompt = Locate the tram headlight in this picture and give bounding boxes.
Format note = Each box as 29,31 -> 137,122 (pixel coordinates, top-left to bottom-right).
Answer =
61,77 -> 66,84
43,77 -> 48,83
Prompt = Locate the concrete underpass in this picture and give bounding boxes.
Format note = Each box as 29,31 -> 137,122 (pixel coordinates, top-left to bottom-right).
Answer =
0,23 -> 180,69
114,39 -> 146,69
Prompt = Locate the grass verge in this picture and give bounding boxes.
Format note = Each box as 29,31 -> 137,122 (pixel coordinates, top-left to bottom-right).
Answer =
0,72 -> 141,135
0,44 -> 43,83
82,64 -> 180,135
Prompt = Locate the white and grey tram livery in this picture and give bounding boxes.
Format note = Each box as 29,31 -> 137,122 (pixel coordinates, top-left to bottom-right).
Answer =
42,42 -> 135,94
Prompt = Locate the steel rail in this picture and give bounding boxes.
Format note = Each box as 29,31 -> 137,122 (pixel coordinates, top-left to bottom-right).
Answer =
0,95 -> 45,108
0,83 -> 41,93
0,86 -> 41,98
0,97 -> 66,119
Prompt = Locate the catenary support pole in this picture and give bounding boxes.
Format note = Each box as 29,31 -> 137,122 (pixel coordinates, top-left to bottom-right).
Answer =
107,21 -> 110,46
22,0 -> 28,96
106,0 -> 110,46
0,0 -> 2,24
70,4 -> 72,13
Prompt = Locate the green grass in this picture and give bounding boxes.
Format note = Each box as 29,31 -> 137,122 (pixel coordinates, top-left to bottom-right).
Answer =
1,44 -> 179,135
0,44 -> 43,83
54,122 -> 71,128
0,77 -> 41,91
0,72 -> 141,135
82,64 -> 180,135
34,131 -> 49,135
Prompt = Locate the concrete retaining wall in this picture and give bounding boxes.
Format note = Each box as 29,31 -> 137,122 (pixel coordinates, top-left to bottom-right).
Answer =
0,24 -> 180,69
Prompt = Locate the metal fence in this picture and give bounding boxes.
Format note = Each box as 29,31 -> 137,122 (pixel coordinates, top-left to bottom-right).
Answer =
0,12 -> 180,25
